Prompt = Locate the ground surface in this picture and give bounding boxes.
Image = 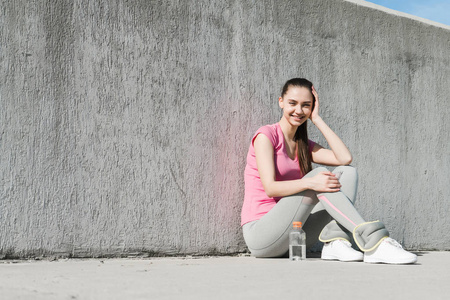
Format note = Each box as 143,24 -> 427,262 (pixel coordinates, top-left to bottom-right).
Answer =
1,251 -> 449,299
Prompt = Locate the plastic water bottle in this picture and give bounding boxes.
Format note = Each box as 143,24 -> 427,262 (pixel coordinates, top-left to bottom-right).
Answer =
289,221 -> 306,261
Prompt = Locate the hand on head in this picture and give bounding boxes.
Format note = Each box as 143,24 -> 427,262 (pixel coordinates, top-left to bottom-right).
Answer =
310,85 -> 320,121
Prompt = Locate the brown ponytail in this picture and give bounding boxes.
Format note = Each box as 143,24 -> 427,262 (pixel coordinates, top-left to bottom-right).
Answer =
295,122 -> 312,175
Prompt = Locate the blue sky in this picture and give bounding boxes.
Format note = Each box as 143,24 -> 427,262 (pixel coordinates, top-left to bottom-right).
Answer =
365,0 -> 450,26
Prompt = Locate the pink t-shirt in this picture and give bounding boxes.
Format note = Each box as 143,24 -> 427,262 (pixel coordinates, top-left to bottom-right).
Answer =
241,123 -> 315,226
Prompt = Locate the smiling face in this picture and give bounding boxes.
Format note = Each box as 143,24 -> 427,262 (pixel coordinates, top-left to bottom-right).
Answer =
278,86 -> 314,127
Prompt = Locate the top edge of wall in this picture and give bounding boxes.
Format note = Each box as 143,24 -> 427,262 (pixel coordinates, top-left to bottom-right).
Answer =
345,0 -> 450,31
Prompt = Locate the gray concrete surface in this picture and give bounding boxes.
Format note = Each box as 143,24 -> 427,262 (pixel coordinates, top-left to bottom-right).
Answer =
1,252 -> 450,300
1,0 -> 450,258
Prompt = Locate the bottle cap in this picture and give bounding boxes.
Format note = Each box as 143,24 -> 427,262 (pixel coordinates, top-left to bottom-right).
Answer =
293,221 -> 302,227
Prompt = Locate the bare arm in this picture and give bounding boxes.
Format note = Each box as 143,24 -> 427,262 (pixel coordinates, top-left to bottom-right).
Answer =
310,87 -> 352,166
254,134 -> 341,198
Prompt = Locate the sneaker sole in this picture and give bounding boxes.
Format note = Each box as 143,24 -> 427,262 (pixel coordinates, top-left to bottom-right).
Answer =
364,256 -> 417,264
322,255 -> 363,262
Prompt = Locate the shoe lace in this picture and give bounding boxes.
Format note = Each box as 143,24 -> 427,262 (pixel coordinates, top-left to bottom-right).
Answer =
335,239 -> 352,247
384,237 -> 403,249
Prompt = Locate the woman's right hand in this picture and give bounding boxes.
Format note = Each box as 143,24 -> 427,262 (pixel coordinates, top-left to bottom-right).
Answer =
310,86 -> 320,123
306,172 -> 341,193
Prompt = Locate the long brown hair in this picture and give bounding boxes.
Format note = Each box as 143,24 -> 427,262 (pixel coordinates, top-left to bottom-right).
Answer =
280,78 -> 314,175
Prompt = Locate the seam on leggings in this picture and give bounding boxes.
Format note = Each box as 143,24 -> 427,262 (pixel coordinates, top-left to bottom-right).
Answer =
318,195 -> 357,227
249,201 -> 315,251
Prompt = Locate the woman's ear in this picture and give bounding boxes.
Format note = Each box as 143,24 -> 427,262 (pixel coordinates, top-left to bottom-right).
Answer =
278,97 -> 284,108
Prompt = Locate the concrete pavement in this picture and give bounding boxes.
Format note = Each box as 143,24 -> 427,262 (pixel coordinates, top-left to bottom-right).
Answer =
1,251 -> 449,300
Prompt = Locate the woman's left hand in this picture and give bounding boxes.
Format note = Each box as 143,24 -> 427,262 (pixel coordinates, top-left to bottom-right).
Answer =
310,86 -> 320,122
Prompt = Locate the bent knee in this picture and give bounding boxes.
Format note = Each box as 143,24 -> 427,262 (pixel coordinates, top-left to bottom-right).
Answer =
334,165 -> 357,176
306,166 -> 328,177
315,166 -> 328,172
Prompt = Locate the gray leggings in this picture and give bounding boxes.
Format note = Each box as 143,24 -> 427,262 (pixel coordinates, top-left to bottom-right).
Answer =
242,166 -> 366,258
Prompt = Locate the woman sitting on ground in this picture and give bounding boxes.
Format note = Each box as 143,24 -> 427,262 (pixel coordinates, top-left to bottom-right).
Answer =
241,78 -> 417,264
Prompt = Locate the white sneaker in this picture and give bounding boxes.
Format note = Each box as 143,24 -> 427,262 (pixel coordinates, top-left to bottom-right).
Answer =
321,239 -> 364,262
364,237 -> 417,264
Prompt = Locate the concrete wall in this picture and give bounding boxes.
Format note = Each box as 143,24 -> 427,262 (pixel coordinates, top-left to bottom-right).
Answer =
1,0 -> 449,258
